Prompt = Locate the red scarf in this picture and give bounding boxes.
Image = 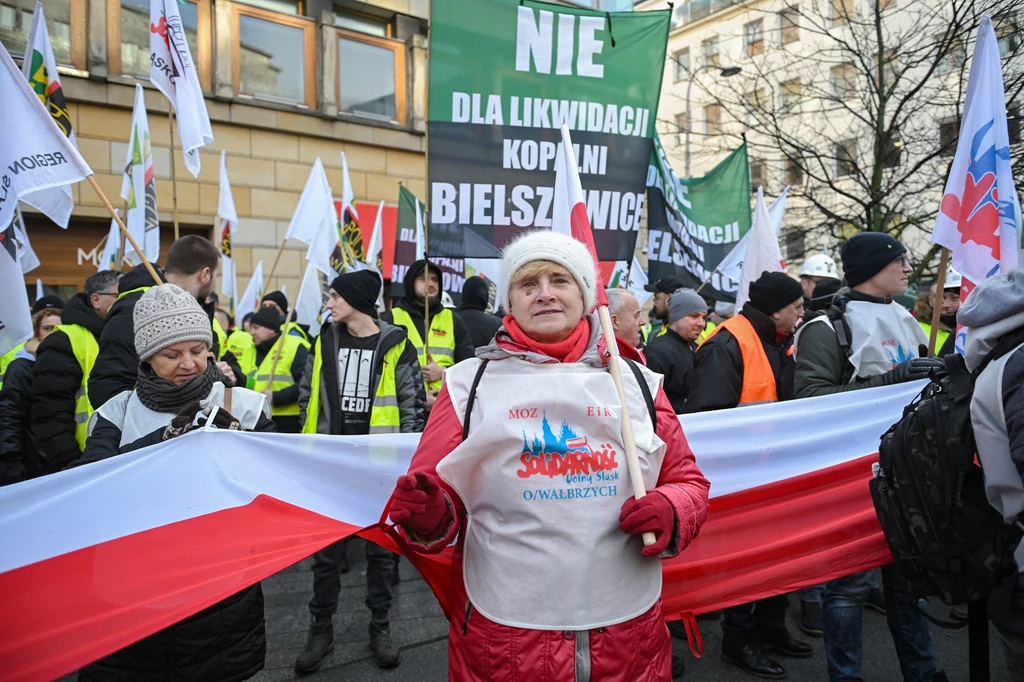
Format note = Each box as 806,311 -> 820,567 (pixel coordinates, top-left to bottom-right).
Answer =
500,315 -> 592,363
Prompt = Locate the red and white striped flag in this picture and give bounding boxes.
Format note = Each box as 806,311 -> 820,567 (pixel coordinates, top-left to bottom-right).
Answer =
558,124 -> 608,308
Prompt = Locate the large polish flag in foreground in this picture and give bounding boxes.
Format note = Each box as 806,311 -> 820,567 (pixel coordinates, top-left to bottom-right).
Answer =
0,382 -> 918,680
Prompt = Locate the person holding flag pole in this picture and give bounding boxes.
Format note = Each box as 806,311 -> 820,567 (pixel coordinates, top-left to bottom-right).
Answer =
386,125 -> 710,681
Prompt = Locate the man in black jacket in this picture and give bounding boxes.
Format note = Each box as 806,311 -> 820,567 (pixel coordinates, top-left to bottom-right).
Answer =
30,270 -> 120,474
690,271 -> 811,679
89,236 -> 244,409
459,276 -> 502,349
382,260 -> 474,409
645,288 -> 708,414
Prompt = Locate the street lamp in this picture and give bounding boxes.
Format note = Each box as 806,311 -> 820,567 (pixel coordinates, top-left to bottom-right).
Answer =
685,64 -> 742,177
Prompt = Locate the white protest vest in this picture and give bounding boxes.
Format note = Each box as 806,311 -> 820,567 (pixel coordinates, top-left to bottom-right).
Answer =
844,301 -> 927,379
90,382 -> 270,446
437,356 -> 666,631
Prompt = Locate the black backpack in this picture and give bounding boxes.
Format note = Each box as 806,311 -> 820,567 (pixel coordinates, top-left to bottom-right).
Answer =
870,327 -> 1024,606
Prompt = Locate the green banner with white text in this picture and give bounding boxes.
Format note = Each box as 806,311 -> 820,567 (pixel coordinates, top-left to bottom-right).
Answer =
428,0 -> 670,260
646,135 -> 752,301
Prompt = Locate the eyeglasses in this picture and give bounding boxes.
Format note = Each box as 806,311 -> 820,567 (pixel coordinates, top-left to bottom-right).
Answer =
893,256 -> 911,268
96,291 -> 119,297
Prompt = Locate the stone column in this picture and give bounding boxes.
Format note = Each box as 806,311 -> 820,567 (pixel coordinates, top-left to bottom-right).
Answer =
408,34 -> 428,134
319,10 -> 338,117
87,0 -> 107,77
214,0 -> 234,98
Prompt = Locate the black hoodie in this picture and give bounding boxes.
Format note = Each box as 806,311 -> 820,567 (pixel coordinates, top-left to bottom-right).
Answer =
459,276 -> 502,349
381,260 -> 476,364
30,292 -> 106,473
89,266 -> 245,409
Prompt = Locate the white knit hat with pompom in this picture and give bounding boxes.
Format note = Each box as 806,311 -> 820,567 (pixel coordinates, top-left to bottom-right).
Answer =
501,230 -> 598,312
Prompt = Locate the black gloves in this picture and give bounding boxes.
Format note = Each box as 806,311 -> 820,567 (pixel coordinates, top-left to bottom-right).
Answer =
162,401 -> 241,440
884,357 -> 946,385
207,407 -> 242,431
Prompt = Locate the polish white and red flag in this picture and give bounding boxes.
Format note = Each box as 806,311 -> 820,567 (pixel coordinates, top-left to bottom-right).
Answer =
0,382 -> 918,680
931,16 -> 1021,352
558,124 -> 608,308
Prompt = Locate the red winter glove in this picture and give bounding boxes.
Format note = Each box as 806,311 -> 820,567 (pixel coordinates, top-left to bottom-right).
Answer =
390,472 -> 449,539
619,492 -> 675,558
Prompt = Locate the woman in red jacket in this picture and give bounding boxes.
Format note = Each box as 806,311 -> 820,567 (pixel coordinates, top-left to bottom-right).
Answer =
389,231 -> 710,682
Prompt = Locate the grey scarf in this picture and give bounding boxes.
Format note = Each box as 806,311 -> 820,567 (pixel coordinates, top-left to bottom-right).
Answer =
135,360 -> 224,413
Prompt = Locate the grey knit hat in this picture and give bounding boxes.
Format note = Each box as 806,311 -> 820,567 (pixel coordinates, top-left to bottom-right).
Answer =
134,284 -> 213,361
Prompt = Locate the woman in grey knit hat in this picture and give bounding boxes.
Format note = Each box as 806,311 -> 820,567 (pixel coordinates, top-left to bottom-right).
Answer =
76,284 -> 271,682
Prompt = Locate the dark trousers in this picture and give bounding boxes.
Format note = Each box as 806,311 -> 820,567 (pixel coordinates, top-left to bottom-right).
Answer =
308,538 -> 395,620
721,594 -> 789,642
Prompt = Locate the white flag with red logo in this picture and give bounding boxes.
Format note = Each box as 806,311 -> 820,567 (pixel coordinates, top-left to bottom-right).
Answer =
150,0 -> 213,178
121,85 -> 159,265
931,16 -> 1021,352
557,124 -> 608,308
218,151 -> 239,312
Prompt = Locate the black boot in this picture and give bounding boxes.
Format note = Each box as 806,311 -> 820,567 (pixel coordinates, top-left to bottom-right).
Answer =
722,638 -> 786,679
757,627 -> 813,658
369,615 -> 401,669
799,601 -> 823,638
295,617 -> 334,675
672,651 -> 685,678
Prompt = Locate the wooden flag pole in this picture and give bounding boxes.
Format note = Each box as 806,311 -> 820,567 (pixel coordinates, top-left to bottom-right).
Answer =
168,112 -> 181,241
119,200 -> 129,271
422,209 -> 432,365
264,239 -> 290,286
927,248 -> 950,356
87,176 -> 163,284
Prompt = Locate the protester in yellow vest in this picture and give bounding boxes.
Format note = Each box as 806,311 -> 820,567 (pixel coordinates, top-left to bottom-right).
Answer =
212,309 -> 231,360
295,270 -> 426,673
30,271 -> 119,473
259,290 -> 310,344
226,326 -> 257,377
381,260 -> 475,409
919,267 -> 962,357
248,307 -> 309,433
689,271 -> 808,678
0,294 -> 62,390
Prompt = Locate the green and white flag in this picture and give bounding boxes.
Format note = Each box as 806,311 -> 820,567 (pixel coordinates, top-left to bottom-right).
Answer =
647,134 -> 752,301
19,1 -> 78,228
121,84 -> 160,264
428,0 -> 669,260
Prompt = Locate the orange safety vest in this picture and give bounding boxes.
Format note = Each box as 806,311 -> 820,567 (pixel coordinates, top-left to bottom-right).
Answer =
698,314 -> 778,405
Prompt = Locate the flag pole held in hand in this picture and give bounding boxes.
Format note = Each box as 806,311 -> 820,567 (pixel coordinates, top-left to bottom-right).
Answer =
559,124 -> 655,548
87,177 -> 162,284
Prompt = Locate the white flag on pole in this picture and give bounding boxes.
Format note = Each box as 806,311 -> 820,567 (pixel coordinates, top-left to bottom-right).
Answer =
339,152 -> 359,223
717,186 -> 789,288
0,229 -> 32,355
294,262 -> 323,335
121,85 -> 160,265
736,187 -> 787,309
551,148 -> 571,237
18,2 -> 78,228
98,212 -> 122,272
0,41 -> 92,232
12,207 -> 40,274
149,0 -> 213,178
218,151 -> 239,312
35,278 -> 43,302
627,256 -> 651,307
284,159 -> 336,246
414,201 -> 426,261
363,200 -> 386,310
236,261 -> 264,325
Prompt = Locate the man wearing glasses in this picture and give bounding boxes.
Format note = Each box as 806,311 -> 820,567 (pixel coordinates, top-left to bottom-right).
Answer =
793,231 -> 947,682
30,270 -> 122,475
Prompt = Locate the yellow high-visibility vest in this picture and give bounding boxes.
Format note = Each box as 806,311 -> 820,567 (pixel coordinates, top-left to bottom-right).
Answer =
251,334 -> 307,416
919,322 -> 951,355
226,330 -> 257,376
301,334 -> 405,434
390,307 -> 456,392
212,318 -> 228,360
0,342 -> 25,391
58,324 -> 99,450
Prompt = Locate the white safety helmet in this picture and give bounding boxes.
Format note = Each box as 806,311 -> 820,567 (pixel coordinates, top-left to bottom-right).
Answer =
714,301 -> 736,319
799,254 -> 839,280
441,291 -> 456,309
943,267 -> 963,290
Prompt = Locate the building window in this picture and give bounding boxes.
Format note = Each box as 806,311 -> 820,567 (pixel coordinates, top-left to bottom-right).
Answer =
883,134 -> 903,168
234,0 -> 300,15
785,156 -> 804,185
744,19 -> 764,56
1,0 -> 85,68
936,35 -> 966,75
337,29 -> 406,124
939,118 -> 960,157
995,15 -> 1020,59
232,4 -> 316,108
673,48 -> 690,83
784,230 -> 806,261
110,0 -> 210,91
831,62 -> 857,101
705,103 -> 722,136
702,36 -> 720,68
831,0 -> 854,25
671,3 -> 687,28
750,159 -> 765,191
780,78 -> 801,115
335,11 -> 388,37
835,139 -> 857,178
675,112 -> 687,146
1009,106 -> 1021,145
779,7 -> 799,44
745,88 -> 764,125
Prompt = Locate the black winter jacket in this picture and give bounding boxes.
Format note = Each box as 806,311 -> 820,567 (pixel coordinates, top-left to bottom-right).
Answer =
459,277 -> 502,349
30,293 -> 105,474
89,266 -> 246,408
689,304 -> 794,412
0,354 -> 34,484
643,329 -> 696,414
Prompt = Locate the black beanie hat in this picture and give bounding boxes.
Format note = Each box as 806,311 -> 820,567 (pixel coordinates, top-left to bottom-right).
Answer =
748,271 -> 804,315
260,290 -> 289,314
330,270 -> 381,318
32,295 -> 64,314
840,232 -> 906,286
249,307 -> 282,332
808,278 -> 843,312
